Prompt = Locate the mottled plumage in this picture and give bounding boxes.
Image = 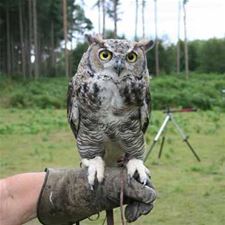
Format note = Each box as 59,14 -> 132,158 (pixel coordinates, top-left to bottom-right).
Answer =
67,34 -> 153,186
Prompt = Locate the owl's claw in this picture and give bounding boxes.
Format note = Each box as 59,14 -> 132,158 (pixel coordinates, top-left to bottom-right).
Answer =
128,175 -> 132,185
90,184 -> 94,191
126,158 -> 150,186
142,178 -> 148,187
81,156 -> 105,187
89,184 -> 94,191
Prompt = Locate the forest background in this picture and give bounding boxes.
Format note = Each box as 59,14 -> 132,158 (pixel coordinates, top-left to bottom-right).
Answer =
1,0 -> 225,79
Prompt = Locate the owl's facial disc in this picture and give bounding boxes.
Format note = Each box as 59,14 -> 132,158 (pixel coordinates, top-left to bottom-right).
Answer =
98,48 -> 126,76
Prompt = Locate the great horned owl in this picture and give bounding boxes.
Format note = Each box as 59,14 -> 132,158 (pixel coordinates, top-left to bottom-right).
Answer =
67,34 -> 153,187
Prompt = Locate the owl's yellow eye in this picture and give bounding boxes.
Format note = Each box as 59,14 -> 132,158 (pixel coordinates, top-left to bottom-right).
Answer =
99,50 -> 112,61
126,52 -> 137,63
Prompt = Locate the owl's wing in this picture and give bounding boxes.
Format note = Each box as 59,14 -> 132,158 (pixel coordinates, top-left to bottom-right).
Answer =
140,86 -> 151,134
67,77 -> 79,139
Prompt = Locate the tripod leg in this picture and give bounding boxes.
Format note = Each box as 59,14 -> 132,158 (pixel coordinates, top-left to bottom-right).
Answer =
158,136 -> 165,159
170,115 -> 201,162
144,141 -> 157,161
144,115 -> 171,162
184,139 -> 201,162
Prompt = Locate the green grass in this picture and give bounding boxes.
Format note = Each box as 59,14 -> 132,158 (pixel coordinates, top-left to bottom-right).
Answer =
0,109 -> 225,225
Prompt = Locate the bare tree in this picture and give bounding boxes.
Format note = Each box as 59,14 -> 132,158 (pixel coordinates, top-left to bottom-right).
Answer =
33,0 -> 39,79
183,0 -> 189,79
106,0 -> 120,38
97,0 -> 101,34
113,0 -> 118,38
28,0 -> 33,78
50,19 -> 55,76
176,0 -> 181,74
19,0 -> 26,79
102,0 -> 106,37
134,0 -> 138,40
6,1 -> 11,76
93,1 -> 101,34
10,38 -> 15,73
142,0 -> 146,39
154,0 -> 159,76
63,0 -> 69,78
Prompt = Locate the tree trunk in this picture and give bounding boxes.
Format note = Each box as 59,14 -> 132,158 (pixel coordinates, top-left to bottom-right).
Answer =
10,37 -> 15,74
142,0 -> 145,39
28,0 -> 33,78
33,0 -> 39,79
69,41 -> 73,77
134,0 -> 138,40
176,0 -> 181,74
113,0 -> 117,38
19,0 -> 26,79
63,0 -> 69,78
24,29 -> 29,78
102,0 -> 106,37
6,2 -> 11,76
154,0 -> 159,76
50,20 -> 56,76
0,27 -> 4,73
97,0 -> 101,34
183,1 -> 189,79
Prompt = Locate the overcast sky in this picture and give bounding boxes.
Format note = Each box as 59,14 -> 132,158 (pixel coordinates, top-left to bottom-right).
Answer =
83,0 -> 225,43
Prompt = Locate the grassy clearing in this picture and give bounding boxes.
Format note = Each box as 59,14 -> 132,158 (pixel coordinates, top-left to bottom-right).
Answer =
0,109 -> 79,175
0,109 -> 224,225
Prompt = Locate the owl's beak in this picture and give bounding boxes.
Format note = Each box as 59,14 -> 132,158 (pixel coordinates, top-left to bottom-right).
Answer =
114,58 -> 125,76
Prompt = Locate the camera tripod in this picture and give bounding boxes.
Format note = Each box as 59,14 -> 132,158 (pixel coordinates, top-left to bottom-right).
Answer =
144,108 -> 201,162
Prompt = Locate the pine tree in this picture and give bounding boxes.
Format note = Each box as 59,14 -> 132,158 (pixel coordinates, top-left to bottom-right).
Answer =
19,0 -> 25,78
183,0 -> 189,79
63,0 -> 69,78
102,0 -> 106,37
107,0 -> 121,38
33,0 -> 39,79
142,0 -> 146,39
134,0 -> 138,40
176,0 -> 181,74
154,0 -> 159,76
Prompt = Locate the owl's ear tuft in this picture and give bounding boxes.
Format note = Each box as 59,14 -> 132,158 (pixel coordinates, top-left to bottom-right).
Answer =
135,40 -> 154,52
85,34 -> 105,47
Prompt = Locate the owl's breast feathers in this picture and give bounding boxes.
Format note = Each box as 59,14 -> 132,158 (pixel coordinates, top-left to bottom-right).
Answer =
67,69 -> 151,143
76,70 -> 149,112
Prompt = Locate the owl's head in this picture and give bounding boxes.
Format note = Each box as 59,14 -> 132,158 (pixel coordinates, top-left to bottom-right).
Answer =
85,34 -> 154,80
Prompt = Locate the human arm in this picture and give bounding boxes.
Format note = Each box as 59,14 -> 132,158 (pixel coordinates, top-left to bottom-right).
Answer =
0,172 -> 45,225
0,168 -> 156,225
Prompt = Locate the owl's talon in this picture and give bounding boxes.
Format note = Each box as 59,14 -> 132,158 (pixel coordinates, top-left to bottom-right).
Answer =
128,175 -> 132,185
126,158 -> 149,185
142,179 -> 147,187
81,156 -> 105,186
90,184 -> 94,191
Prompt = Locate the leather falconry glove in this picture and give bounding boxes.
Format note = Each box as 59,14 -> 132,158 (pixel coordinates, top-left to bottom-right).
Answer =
37,167 -> 156,225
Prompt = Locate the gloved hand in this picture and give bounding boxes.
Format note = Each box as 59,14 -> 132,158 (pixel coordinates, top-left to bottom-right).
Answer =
37,167 -> 156,225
